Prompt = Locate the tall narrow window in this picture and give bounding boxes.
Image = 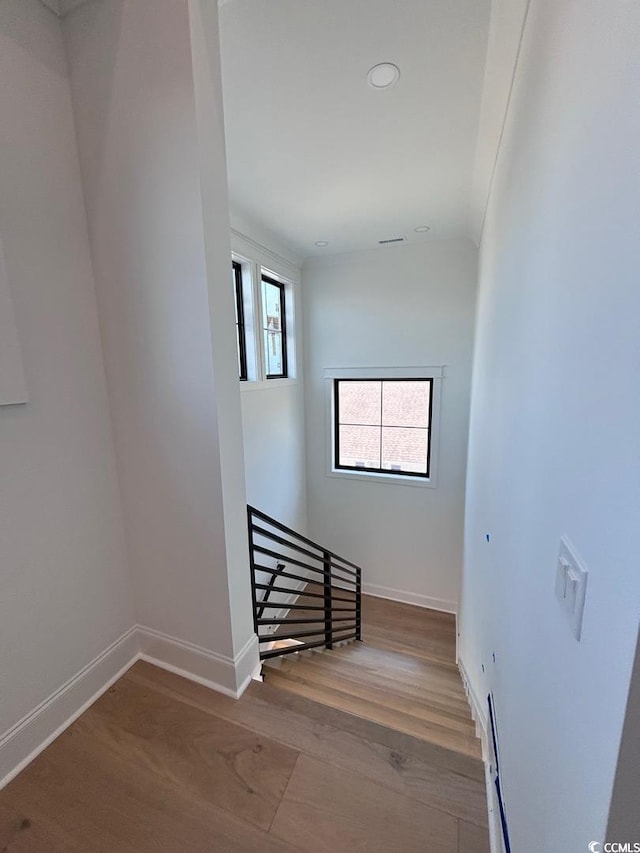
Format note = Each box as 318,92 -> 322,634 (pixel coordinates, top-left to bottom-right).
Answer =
261,274 -> 287,379
334,378 -> 433,477
232,261 -> 247,380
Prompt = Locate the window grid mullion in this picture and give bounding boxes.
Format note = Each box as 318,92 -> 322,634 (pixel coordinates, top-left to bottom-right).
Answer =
379,381 -> 384,470
341,423 -> 428,430
334,377 -> 432,478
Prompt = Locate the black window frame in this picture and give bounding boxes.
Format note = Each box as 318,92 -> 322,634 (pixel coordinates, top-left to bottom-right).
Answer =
261,274 -> 288,380
333,378 -> 434,479
233,261 -> 248,381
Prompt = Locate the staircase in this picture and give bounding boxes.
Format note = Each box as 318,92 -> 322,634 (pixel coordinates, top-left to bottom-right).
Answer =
248,506 -> 482,761
245,508 -> 489,848
263,593 -> 481,760
248,505 -> 362,660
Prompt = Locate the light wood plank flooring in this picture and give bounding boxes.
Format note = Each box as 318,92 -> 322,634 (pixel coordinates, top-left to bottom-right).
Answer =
265,593 -> 482,760
0,597 -> 489,852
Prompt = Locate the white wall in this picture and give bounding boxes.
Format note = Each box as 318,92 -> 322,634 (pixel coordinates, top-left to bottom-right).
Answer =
460,1 -> 640,850
188,0 -> 258,664
0,0 -> 134,735
64,0 -> 256,676
241,386 -> 307,531
303,241 -> 477,611
231,227 -> 308,535
0,238 -> 28,405
469,0 -> 530,245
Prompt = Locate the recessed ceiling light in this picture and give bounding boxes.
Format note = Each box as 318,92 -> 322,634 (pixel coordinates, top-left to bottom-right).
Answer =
367,63 -> 400,90
414,225 -> 430,233
314,241 -> 329,247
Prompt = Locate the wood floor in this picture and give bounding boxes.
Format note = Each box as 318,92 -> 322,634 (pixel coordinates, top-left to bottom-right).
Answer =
0,598 -> 489,852
265,593 -> 482,760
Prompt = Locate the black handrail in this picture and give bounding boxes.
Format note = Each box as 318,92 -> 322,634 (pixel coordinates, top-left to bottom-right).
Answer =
248,505 -> 362,662
249,506 -> 361,571
255,561 -> 286,620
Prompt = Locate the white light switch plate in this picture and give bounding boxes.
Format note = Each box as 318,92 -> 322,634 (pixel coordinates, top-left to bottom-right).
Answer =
555,536 -> 588,641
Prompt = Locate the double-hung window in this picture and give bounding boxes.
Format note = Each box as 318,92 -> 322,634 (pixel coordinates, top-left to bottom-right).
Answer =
231,254 -> 294,384
261,274 -> 288,379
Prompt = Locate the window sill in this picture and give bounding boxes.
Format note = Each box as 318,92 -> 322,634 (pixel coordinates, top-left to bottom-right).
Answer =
326,467 -> 437,489
240,377 -> 299,392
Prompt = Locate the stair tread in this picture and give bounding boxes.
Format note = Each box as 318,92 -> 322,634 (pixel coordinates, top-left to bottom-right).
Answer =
358,633 -> 456,667
361,596 -> 457,660
272,650 -> 472,714
330,642 -> 467,685
263,667 -> 482,759
249,679 -> 485,780
271,651 -> 474,722
260,591 -> 482,761
264,668 -> 476,747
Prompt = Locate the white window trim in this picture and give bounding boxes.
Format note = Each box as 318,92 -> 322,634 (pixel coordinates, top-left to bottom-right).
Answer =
259,265 -> 297,383
324,366 -> 444,489
230,258 -> 298,389
231,233 -> 300,389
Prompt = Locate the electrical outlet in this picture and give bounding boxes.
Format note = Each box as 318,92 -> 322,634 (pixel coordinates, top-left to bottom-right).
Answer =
555,536 -> 589,641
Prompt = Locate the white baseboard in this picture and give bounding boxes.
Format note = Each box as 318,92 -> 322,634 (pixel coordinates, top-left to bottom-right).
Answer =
0,626 -> 139,791
137,625 -> 259,700
458,656 -> 489,740
362,582 -> 458,614
233,633 -> 262,696
0,624 -> 260,792
458,656 -> 504,853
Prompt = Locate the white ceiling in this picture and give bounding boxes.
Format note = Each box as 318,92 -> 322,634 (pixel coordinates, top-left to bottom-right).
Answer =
219,0 -> 491,258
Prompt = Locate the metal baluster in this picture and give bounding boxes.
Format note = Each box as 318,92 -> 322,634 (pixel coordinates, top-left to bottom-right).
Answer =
323,550 -> 333,650
247,506 -> 259,637
356,567 -> 362,641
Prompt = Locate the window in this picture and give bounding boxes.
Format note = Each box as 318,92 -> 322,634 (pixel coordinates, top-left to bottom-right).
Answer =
261,274 -> 287,379
334,378 -> 433,478
230,243 -> 297,385
232,261 -> 247,380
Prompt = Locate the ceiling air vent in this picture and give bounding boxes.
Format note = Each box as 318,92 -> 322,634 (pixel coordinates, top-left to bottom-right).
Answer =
378,236 -> 406,245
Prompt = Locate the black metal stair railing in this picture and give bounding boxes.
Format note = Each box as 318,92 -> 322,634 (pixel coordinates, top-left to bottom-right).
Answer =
248,505 -> 362,661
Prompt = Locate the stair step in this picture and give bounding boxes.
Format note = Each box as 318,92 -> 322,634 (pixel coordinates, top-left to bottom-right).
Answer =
360,596 -> 457,662
262,665 -> 482,759
246,679 -> 488,826
335,636 -> 458,666
248,679 -> 485,783
260,593 -> 482,761
271,649 -> 474,722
